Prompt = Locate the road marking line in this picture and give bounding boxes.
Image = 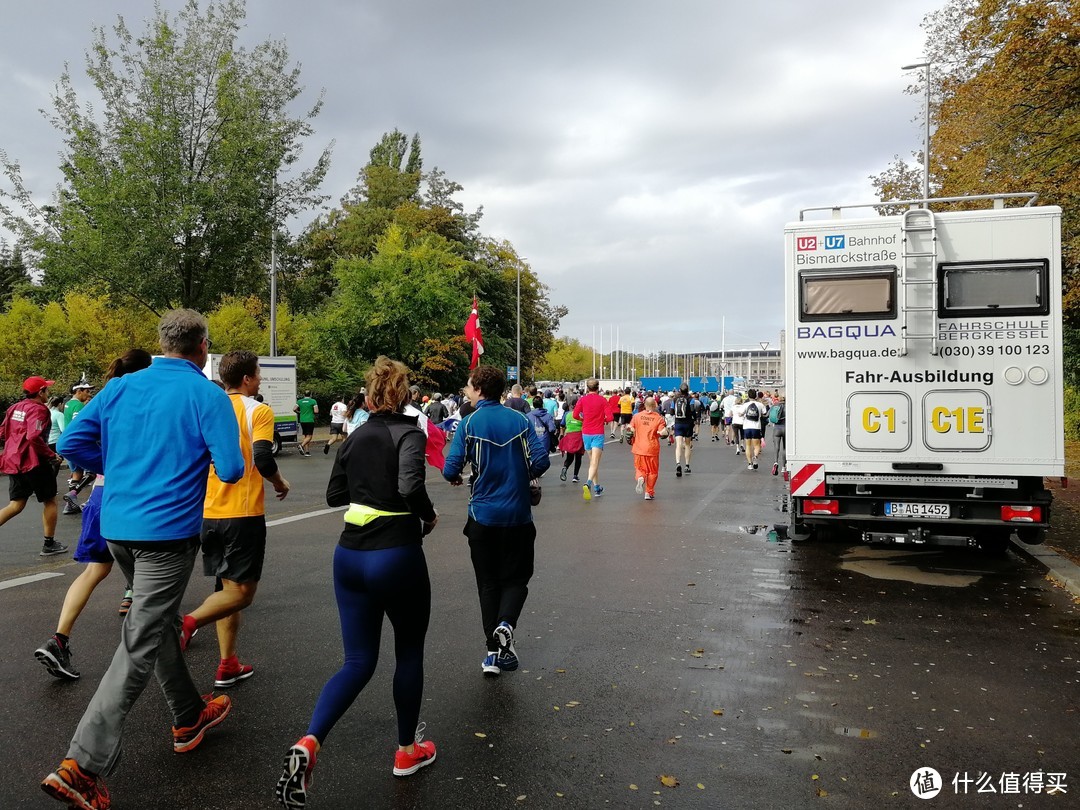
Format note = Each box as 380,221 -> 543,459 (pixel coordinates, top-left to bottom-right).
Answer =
2,510 -> 347,590
756,581 -> 791,590
267,507 -> 346,528
0,572 -> 64,591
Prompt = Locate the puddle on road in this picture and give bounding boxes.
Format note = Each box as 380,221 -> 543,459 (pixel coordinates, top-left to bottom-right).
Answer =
716,524 -> 790,545
739,524 -> 770,535
834,726 -> 879,739
714,521 -> 794,553
840,547 -> 987,587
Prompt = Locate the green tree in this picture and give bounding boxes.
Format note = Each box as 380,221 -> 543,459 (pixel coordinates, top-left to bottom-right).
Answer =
346,129 -> 424,210
0,241 -> 31,307
0,0 -> 331,313
472,240 -> 567,381
206,296 -> 269,353
536,337 -> 594,382
292,132 -> 484,314
0,292 -> 158,393
320,224 -> 472,370
292,130 -> 565,388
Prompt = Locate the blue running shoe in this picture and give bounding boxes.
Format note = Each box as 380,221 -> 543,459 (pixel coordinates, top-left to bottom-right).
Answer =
497,649 -> 519,671
494,621 -> 514,651
482,653 -> 500,677
593,485 -> 604,498
493,621 -> 517,670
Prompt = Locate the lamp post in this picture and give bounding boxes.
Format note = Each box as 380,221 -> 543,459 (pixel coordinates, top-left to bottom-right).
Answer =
901,60 -> 931,203
269,175 -> 278,357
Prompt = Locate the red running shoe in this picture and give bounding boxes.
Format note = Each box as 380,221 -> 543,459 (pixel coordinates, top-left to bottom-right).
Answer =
276,735 -> 318,809
41,758 -> 111,809
393,739 -> 437,776
179,615 -> 198,652
215,656 -> 254,688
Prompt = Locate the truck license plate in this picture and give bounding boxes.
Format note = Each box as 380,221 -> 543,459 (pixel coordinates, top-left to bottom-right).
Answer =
885,502 -> 950,519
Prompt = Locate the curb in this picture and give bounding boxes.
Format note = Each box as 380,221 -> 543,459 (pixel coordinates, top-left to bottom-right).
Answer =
1009,538 -> 1080,599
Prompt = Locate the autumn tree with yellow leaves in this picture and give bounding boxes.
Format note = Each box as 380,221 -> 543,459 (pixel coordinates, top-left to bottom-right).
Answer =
874,0 -> 1080,387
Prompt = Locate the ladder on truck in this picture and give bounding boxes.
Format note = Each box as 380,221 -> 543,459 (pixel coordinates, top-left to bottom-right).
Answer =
898,208 -> 938,357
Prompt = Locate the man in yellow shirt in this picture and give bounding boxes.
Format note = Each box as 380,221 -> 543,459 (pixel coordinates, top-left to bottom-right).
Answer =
182,351 -> 290,687
617,388 -> 635,443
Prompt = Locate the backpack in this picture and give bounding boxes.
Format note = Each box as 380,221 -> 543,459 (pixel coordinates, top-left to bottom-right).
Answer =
674,396 -> 690,420
743,401 -> 760,422
768,403 -> 785,424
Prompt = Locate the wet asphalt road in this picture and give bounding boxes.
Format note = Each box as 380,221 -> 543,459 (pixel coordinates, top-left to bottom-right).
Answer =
1,432 -> 1078,809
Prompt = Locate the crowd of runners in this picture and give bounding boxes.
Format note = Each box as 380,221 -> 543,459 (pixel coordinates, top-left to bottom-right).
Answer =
2,310 -> 783,809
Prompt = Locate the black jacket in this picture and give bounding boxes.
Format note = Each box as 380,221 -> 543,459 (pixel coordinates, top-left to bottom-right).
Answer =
327,412 -> 436,550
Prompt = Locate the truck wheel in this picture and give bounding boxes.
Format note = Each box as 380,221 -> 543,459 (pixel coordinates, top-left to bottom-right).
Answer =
1015,527 -> 1045,546
790,517 -> 813,543
272,433 -> 282,456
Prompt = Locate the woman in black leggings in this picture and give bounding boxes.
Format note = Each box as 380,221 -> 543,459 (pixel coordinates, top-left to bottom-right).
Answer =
277,357 -> 440,809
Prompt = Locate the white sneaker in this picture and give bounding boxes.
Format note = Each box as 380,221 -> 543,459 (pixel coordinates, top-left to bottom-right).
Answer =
747,463 -> 753,470
635,476 -> 645,495
644,493 -> 654,500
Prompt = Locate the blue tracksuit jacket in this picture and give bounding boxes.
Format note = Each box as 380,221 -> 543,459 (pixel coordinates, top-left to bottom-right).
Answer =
443,398 -> 550,526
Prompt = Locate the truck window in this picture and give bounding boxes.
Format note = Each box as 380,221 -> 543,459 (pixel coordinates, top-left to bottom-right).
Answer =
800,268 -> 895,321
939,260 -> 1048,317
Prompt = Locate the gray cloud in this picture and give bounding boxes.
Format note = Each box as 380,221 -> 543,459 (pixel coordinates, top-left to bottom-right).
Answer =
0,0 -> 940,354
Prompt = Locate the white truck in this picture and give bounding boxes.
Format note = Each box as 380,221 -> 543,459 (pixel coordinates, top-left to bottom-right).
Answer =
203,354 -> 299,455
783,194 -> 1063,551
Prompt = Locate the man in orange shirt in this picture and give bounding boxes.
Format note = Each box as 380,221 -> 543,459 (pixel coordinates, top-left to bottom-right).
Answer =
183,351 -> 290,687
628,397 -> 668,500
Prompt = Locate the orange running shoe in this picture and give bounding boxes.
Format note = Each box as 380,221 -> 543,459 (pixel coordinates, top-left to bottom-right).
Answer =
41,758 -> 111,809
173,693 -> 232,753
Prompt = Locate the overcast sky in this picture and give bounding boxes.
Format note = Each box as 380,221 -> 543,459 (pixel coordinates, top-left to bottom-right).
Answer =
0,0 -> 941,356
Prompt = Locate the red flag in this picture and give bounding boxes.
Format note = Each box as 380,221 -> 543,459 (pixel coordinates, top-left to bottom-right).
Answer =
424,421 -> 447,472
404,404 -> 446,471
464,296 -> 484,369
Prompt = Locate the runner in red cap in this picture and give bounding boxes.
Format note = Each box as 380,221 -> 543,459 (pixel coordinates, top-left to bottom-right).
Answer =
0,376 -> 67,556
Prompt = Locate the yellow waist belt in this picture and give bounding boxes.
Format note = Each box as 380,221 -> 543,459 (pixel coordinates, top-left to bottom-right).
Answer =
344,503 -> 411,527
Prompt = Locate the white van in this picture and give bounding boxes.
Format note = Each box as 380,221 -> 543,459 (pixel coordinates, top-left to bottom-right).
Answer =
783,194 -> 1063,551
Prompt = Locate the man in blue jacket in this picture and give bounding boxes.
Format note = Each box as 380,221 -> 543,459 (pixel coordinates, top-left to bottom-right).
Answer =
444,365 -> 549,677
42,309 -> 245,810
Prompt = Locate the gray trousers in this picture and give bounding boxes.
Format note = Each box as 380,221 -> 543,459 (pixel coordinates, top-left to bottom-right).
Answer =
68,539 -> 205,775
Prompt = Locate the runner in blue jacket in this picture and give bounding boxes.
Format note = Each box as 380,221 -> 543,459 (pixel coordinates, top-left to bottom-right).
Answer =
443,365 -> 549,677
43,310 -> 244,810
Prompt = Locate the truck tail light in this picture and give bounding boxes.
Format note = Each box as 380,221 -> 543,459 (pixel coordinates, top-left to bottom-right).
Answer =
1001,505 -> 1041,523
782,469 -> 790,482
803,499 -> 839,515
